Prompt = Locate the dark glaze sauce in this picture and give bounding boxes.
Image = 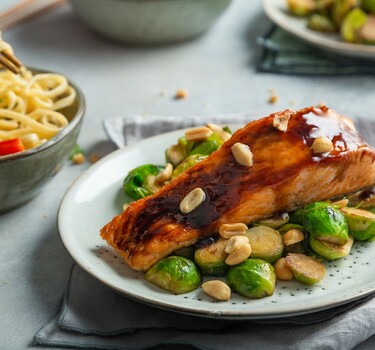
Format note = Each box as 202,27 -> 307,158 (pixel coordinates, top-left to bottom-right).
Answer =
127,107 -> 370,247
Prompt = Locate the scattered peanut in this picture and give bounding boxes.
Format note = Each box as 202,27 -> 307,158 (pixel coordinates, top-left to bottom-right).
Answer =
231,142 -> 253,167
225,244 -> 252,265
185,126 -> 213,141
219,223 -> 248,239
155,163 -> 173,184
202,280 -> 231,301
123,203 -> 130,211
179,188 -> 206,214
274,257 -> 294,281
166,144 -> 185,167
331,198 -> 349,209
174,89 -> 188,99
310,136 -> 333,154
225,235 -> 250,254
283,229 -> 305,246
268,89 -> 279,104
272,112 -> 291,132
72,153 -> 85,164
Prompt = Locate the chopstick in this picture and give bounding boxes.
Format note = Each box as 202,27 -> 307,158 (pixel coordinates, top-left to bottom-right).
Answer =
0,0 -> 67,32
0,49 -> 23,74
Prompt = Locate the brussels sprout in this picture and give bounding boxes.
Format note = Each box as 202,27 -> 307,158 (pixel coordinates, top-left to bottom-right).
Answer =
145,256 -> 201,294
285,253 -> 326,285
278,223 -> 305,235
288,208 -> 305,225
189,134 -> 224,157
123,164 -> 164,200
165,144 -> 185,167
226,259 -> 276,298
287,0 -> 316,16
194,237 -> 229,276
308,14 -> 337,31
283,228 -> 306,255
171,154 -> 207,179
255,213 -> 289,229
302,202 -> 349,245
222,126 -> 232,134
309,235 -> 354,260
341,207 -> 375,240
69,143 -> 84,160
362,0 -> 375,14
245,226 -> 284,263
341,8 -> 368,42
332,0 -> 358,27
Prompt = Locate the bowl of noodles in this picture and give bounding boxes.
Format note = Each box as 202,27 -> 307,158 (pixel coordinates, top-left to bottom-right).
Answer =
0,66 -> 85,213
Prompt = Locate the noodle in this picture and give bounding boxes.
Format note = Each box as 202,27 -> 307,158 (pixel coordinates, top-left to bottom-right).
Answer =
0,32 -> 75,151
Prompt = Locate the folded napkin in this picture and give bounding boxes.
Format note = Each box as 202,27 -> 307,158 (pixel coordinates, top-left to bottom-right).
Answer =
35,114 -> 375,350
257,26 -> 375,75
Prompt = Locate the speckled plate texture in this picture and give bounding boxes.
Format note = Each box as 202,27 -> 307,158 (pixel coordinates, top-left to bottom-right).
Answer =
58,127 -> 375,319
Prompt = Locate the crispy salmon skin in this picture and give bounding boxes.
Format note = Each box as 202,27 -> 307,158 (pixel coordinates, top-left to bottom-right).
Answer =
100,106 -> 375,271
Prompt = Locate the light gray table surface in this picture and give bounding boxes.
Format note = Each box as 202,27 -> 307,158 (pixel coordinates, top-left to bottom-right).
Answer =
0,1 -> 374,349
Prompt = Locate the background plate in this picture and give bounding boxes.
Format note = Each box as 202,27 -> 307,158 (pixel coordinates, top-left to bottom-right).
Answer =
263,0 -> 375,59
58,127 -> 375,319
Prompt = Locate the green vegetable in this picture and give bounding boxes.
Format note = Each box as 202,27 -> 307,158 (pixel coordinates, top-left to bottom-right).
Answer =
332,0 -> 358,27
308,13 -> 337,31
278,223 -> 305,235
69,144 -> 84,160
348,187 -> 375,209
309,235 -> 354,260
188,134 -> 224,157
226,259 -> 276,299
287,0 -> 316,16
288,208 -> 305,225
173,246 -> 195,259
123,164 -> 164,199
341,207 -> 375,240
361,0 -> 375,13
245,225 -> 284,263
165,144 -> 185,167
255,213 -> 289,229
194,237 -> 229,276
302,202 -> 349,245
172,155 -> 207,179
285,253 -> 326,285
145,256 -> 201,294
341,8 -> 368,42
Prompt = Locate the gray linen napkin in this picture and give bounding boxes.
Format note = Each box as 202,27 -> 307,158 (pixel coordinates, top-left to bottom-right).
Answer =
257,26 -> 375,76
34,114 -> 375,349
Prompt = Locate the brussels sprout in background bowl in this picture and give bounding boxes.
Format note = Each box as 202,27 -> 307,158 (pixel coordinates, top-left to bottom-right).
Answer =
68,0 -> 232,45
0,69 -> 85,214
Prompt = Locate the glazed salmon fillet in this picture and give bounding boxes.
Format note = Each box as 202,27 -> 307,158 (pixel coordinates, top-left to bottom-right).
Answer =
100,106 -> 375,271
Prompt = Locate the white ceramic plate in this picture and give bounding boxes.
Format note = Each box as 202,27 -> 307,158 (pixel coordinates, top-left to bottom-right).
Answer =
58,127 -> 375,319
263,0 -> 375,59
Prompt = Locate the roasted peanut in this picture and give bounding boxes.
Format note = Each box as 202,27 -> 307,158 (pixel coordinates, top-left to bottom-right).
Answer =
273,112 -> 291,132
274,257 -> 294,281
311,136 -> 333,154
72,153 -> 85,164
206,123 -> 232,142
331,198 -> 349,209
225,244 -> 252,265
202,280 -> 231,301
225,235 -> 250,254
155,163 -> 173,184
185,127 -> 213,141
219,223 -> 248,239
283,229 -> 305,246
180,188 -> 206,213
231,142 -> 253,167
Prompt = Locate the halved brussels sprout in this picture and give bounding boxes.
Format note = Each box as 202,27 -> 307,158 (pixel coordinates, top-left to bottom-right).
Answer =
165,144 -> 185,167
171,155 -> 207,179
245,225 -> 284,263
341,8 -> 368,43
145,256 -> 201,294
285,253 -> 326,285
341,207 -> 375,240
287,0 -> 316,16
194,237 -> 229,276
123,164 -> 164,200
283,228 -> 306,255
302,202 -> 349,245
189,133 -> 224,157
255,213 -> 289,229
226,259 -> 276,298
308,14 -> 337,31
288,208 -> 305,225
278,223 -> 305,234
309,235 -> 354,260
332,0 -> 358,27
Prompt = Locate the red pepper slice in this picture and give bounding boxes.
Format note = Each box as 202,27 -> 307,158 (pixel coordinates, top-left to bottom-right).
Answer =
0,138 -> 25,156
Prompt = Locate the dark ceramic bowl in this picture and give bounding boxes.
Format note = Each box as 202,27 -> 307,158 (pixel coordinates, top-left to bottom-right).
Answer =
0,70 -> 85,213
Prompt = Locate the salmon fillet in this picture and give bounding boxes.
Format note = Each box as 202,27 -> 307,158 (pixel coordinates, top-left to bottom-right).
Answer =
100,106 -> 375,271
